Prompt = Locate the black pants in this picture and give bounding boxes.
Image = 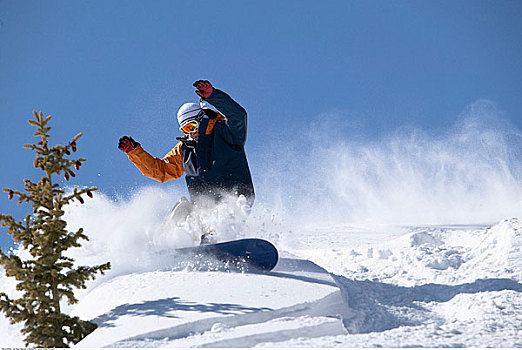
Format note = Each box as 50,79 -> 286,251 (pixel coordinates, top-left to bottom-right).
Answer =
187,182 -> 255,209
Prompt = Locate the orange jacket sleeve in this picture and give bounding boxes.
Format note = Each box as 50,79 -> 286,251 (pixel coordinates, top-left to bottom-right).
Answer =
126,142 -> 185,183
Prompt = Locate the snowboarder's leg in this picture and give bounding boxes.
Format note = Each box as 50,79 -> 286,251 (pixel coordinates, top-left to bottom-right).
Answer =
159,197 -> 213,245
181,190 -> 253,246
162,196 -> 194,228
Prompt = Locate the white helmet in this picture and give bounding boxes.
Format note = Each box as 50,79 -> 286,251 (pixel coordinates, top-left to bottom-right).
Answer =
177,102 -> 202,126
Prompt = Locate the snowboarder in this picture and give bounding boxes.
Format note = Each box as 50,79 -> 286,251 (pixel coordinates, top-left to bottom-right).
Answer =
118,80 -> 255,243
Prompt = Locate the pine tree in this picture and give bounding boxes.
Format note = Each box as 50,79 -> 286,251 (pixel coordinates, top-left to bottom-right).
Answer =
0,111 -> 111,347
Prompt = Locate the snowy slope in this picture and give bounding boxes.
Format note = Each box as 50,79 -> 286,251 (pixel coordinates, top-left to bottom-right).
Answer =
265,219 -> 522,347
73,258 -> 348,347
69,217 -> 521,348
1,188 -> 522,347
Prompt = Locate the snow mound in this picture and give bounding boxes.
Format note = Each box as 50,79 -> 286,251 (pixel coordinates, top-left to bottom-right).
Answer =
259,289 -> 522,348
292,218 -> 522,286
73,258 -> 349,348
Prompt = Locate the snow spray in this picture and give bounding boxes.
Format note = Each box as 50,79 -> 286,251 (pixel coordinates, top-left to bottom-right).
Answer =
57,186 -> 285,280
253,100 -> 522,226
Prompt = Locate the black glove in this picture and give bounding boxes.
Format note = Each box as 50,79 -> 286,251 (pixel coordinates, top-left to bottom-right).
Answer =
118,136 -> 138,153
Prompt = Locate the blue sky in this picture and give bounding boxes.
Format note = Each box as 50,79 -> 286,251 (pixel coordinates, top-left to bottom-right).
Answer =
1,0 -> 522,251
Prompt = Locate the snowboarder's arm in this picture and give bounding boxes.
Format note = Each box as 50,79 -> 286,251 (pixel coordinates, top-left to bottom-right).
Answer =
205,89 -> 248,146
127,143 -> 185,183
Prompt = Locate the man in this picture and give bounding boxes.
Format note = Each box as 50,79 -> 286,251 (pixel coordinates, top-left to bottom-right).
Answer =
118,81 -> 254,241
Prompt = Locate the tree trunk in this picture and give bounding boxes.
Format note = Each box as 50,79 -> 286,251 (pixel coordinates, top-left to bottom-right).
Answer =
51,281 -> 61,314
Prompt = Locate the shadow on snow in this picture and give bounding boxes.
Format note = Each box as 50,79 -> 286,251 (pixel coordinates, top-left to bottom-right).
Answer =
333,275 -> 522,334
91,297 -> 273,328
90,257 -> 522,335
271,258 -> 522,334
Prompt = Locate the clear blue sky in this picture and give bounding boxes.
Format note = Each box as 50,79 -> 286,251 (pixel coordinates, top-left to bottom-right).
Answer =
1,0 -> 522,251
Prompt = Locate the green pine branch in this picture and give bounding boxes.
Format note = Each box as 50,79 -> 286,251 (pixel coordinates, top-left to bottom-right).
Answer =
0,111 -> 111,347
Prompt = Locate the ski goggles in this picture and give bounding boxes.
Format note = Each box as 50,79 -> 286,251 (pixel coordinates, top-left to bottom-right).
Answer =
179,119 -> 199,134
179,109 -> 206,134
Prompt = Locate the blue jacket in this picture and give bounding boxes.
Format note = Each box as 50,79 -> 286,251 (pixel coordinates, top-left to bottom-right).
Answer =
127,89 -> 254,204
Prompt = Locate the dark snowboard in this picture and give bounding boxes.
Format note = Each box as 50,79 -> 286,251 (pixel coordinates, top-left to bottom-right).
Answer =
174,238 -> 279,272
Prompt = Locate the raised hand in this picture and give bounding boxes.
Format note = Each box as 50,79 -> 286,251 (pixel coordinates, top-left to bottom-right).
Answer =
193,80 -> 214,99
